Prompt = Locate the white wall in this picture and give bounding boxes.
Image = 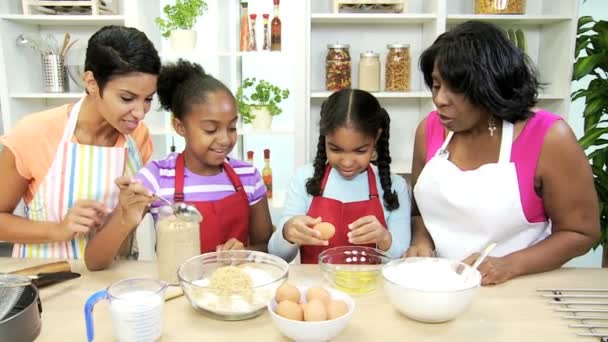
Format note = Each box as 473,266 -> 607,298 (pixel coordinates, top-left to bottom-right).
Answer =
564,0 -> 607,268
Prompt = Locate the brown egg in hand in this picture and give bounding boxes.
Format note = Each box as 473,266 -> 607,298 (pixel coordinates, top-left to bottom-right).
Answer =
306,286 -> 331,305
276,300 -> 303,321
276,283 -> 301,303
327,300 -> 349,320
313,222 -> 336,240
303,299 -> 327,322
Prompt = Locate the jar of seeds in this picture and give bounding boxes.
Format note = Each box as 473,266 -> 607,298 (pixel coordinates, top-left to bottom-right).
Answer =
385,43 -> 410,92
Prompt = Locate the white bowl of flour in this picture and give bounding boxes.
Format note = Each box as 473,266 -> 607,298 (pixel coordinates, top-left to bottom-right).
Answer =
382,257 -> 481,323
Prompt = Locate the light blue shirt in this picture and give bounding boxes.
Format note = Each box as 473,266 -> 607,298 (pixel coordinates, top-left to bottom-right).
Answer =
269,164 -> 411,262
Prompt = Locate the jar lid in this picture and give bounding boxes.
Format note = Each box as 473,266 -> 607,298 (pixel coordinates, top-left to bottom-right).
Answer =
387,43 -> 410,48
327,43 -> 350,49
360,51 -> 380,57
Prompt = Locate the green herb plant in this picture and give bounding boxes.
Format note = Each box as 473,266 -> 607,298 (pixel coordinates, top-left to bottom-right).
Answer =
155,0 -> 208,38
236,78 -> 290,124
572,15 -> 608,266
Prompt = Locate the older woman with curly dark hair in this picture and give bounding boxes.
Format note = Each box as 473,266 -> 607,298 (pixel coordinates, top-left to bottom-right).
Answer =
405,21 -> 600,285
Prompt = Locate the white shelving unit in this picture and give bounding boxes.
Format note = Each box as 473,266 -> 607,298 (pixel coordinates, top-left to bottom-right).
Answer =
306,0 -> 579,175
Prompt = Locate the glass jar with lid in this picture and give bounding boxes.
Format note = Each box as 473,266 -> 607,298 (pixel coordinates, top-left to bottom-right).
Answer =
326,43 -> 351,91
358,51 -> 381,92
475,0 -> 525,14
156,203 -> 202,285
385,43 -> 410,92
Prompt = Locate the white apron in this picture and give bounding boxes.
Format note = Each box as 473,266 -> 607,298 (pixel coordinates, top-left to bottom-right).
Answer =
414,120 -> 551,261
13,97 -> 143,259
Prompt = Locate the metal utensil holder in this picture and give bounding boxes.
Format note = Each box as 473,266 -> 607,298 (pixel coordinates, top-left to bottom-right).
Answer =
538,288 -> 608,341
41,54 -> 68,93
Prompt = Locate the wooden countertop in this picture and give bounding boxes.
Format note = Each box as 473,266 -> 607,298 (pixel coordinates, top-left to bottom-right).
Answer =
1,258 -> 606,341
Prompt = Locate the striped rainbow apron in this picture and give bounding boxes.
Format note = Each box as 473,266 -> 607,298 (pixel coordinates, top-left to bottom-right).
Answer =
12,97 -> 143,259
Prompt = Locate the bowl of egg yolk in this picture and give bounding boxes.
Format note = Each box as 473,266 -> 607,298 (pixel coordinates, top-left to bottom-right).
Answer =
268,283 -> 355,342
318,246 -> 390,294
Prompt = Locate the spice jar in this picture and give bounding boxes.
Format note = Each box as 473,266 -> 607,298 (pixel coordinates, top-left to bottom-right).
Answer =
358,51 -> 381,92
475,0 -> 525,14
156,203 -> 202,285
326,43 -> 351,91
385,43 -> 410,92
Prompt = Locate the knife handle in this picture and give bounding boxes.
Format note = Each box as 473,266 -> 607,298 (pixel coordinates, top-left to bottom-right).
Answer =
32,271 -> 81,288
11,261 -> 71,276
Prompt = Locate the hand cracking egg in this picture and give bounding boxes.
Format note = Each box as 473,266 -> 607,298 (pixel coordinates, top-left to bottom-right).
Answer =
313,222 -> 336,240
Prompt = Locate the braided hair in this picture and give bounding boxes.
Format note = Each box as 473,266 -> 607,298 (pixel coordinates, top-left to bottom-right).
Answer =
305,89 -> 399,210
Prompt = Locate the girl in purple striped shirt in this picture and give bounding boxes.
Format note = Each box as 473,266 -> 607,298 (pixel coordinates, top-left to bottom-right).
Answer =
85,60 -> 273,270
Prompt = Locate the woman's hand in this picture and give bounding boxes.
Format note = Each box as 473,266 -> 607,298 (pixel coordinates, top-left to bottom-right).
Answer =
216,238 -> 245,251
462,253 -> 519,286
348,215 -> 390,247
53,200 -> 109,241
403,244 -> 435,257
115,176 -> 154,226
283,215 -> 327,246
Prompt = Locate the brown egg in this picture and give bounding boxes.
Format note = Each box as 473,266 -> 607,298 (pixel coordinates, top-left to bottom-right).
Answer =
276,283 -> 301,303
303,299 -> 327,322
306,286 -> 331,305
276,300 -> 303,321
327,300 -> 349,320
313,222 -> 336,240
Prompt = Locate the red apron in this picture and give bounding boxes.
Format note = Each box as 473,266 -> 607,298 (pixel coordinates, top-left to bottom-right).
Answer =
174,153 -> 250,253
300,165 -> 388,264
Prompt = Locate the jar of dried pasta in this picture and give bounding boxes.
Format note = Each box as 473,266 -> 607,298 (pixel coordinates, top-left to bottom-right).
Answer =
475,0 -> 525,14
385,43 -> 410,92
326,43 -> 351,91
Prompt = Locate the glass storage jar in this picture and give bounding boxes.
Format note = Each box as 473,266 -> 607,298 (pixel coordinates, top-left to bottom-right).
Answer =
385,43 -> 410,92
475,0 -> 525,14
358,51 -> 381,92
326,43 -> 351,91
156,203 -> 202,285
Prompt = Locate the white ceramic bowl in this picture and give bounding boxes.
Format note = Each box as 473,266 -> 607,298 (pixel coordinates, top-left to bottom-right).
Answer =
382,257 -> 481,323
268,286 -> 355,342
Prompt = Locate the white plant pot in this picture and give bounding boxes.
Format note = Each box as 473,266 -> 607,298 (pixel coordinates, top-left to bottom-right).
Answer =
169,30 -> 197,53
251,106 -> 273,131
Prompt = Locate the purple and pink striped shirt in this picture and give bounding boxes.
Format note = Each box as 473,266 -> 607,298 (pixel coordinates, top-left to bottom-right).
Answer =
134,153 -> 267,221
425,109 -> 561,223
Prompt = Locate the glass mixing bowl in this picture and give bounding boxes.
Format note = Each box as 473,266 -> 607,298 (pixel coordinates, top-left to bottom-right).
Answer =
318,246 -> 390,295
177,250 -> 288,320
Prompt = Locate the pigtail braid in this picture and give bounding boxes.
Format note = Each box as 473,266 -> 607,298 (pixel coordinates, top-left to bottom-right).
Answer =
305,135 -> 327,196
376,109 -> 399,210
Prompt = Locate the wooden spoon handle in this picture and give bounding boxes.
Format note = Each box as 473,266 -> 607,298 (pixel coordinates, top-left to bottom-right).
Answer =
10,261 -> 71,276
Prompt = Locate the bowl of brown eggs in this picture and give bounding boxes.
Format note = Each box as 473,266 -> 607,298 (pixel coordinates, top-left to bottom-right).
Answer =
268,283 -> 355,342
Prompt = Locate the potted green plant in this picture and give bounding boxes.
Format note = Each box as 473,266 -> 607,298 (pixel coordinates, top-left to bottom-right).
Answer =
572,15 -> 608,267
236,77 -> 290,130
155,0 -> 208,53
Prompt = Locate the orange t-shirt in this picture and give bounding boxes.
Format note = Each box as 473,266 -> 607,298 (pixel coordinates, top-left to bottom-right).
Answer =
0,104 -> 153,203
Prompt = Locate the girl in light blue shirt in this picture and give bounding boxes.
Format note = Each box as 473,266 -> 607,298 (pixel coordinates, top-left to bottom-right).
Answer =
269,89 -> 411,263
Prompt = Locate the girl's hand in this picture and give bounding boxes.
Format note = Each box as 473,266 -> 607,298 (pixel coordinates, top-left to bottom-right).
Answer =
283,215 -> 328,246
348,215 -> 390,246
462,253 -> 518,286
216,238 -> 245,251
403,244 -> 435,257
53,200 -> 109,241
115,176 -> 154,226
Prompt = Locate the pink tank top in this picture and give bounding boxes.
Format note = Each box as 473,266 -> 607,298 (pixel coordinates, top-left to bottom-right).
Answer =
424,110 -> 561,223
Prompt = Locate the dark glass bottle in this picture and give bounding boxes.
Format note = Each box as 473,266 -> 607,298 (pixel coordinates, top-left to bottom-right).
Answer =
270,0 -> 281,51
